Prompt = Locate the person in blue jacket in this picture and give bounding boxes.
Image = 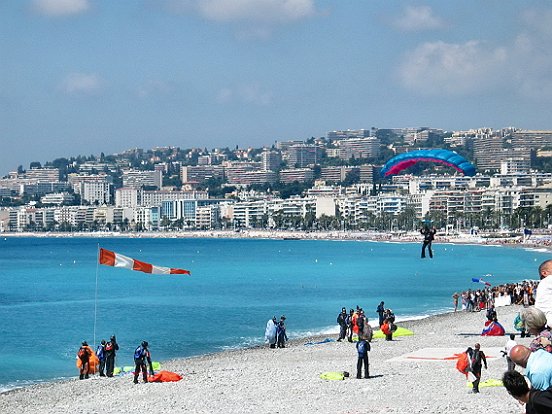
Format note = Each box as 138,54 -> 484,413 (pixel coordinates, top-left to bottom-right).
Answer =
276,316 -> 288,348
96,339 -> 107,377
133,341 -> 154,384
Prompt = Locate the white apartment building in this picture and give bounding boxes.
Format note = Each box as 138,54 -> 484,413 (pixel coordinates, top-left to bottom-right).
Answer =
122,169 -> 162,189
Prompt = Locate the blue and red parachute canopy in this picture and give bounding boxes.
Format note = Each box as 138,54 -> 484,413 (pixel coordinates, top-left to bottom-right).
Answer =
380,149 -> 476,177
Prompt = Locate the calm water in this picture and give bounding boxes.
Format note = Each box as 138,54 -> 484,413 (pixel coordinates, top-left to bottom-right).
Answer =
0,237 -> 547,390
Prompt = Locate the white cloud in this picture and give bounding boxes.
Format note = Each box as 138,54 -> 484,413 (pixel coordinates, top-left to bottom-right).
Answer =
137,80 -> 175,98
60,73 -> 103,95
32,0 -> 90,17
217,83 -> 272,105
393,5 -> 445,32
398,41 -> 507,95
167,0 -> 316,23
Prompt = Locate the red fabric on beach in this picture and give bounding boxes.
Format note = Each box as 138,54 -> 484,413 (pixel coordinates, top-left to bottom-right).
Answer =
99,248 -> 191,275
481,320 -> 505,336
147,370 -> 183,382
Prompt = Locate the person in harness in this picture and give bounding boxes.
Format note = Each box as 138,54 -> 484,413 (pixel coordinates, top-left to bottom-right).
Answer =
133,341 -> 154,384
77,341 -> 92,380
104,335 -> 119,377
96,339 -> 107,377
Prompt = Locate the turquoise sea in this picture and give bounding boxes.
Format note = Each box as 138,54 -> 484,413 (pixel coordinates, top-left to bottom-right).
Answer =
0,237 -> 547,391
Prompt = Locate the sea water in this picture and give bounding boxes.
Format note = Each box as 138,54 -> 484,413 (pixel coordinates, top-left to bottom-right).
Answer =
0,237 -> 547,391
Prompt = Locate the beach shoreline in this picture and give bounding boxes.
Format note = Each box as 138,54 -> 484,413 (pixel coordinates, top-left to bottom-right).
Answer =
0,305 -> 530,413
3,228 -> 552,250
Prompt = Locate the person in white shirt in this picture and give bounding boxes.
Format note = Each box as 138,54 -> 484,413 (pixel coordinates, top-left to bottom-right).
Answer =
535,260 -> 552,328
503,333 -> 517,371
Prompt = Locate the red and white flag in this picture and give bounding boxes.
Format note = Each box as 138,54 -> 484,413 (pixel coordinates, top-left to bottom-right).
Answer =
99,248 -> 191,275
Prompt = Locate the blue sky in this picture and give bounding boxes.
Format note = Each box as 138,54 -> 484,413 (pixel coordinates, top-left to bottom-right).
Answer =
2,0 -> 552,175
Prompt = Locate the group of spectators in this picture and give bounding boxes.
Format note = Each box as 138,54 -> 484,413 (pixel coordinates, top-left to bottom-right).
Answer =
453,281 -> 539,312
501,260 -> 552,413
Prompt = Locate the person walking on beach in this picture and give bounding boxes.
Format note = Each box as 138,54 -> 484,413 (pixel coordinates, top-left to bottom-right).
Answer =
467,343 -> 487,393
104,335 -> 119,377
337,307 -> 348,342
503,334 -> 517,371
376,301 -> 385,327
133,341 -> 154,384
276,315 -> 288,348
355,334 -> 370,379
420,226 -> 436,259
96,339 -> 107,377
265,316 -> 278,348
535,260 -> 552,328
77,341 -> 93,380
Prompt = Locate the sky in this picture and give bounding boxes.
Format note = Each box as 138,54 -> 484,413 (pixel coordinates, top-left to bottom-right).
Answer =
2,0 -> 552,175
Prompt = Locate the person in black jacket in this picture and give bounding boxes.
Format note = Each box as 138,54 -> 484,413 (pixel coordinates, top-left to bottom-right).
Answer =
503,370 -> 552,414
104,335 -> 119,377
420,226 -> 436,258
467,343 -> 487,393
337,307 -> 348,341
133,341 -> 154,384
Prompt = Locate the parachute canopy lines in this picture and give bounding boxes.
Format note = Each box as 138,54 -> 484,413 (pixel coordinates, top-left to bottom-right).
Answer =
380,149 -> 476,177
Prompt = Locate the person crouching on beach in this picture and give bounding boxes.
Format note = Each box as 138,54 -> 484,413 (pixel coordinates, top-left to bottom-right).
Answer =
133,341 -> 154,384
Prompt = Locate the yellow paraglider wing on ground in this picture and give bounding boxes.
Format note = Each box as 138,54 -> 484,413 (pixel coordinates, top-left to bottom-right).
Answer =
372,326 -> 414,339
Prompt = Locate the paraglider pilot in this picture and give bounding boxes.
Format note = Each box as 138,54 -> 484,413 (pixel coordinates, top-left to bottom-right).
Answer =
133,341 -> 154,384
420,226 -> 436,259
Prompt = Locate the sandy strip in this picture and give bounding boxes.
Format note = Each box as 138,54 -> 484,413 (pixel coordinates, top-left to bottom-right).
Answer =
0,305 -> 530,414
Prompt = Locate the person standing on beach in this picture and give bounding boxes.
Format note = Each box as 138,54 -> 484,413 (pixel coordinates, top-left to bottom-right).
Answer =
265,316 -> 278,348
535,260 -> 552,328
104,335 -> 119,377
347,309 -> 354,342
452,293 -> 459,312
503,334 -> 517,371
467,343 -> 487,393
77,341 -> 93,380
355,335 -> 370,379
96,339 -> 107,377
276,316 -> 288,348
420,226 -> 436,259
133,341 -> 154,384
376,301 -> 385,327
337,308 -> 348,342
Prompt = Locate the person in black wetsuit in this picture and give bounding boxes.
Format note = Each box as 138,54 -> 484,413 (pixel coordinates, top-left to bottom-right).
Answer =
467,343 -> 487,393
104,335 -> 119,377
420,226 -> 436,258
376,301 -> 385,327
133,341 -> 154,384
337,307 -> 348,341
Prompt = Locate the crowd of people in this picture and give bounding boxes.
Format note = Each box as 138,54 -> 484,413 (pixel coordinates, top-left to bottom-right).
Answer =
452,280 -> 539,313
76,335 -> 154,384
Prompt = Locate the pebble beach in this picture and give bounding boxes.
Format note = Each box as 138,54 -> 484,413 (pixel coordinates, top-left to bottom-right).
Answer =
0,304 -> 528,414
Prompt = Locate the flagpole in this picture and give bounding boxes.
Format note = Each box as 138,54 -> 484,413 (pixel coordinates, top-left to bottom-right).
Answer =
94,243 -> 100,350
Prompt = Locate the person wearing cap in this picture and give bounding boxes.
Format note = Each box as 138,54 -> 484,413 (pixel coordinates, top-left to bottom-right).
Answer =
133,341 -> 154,384
104,335 -> 119,377
337,307 -> 348,342
276,316 -> 288,348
